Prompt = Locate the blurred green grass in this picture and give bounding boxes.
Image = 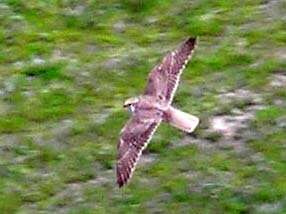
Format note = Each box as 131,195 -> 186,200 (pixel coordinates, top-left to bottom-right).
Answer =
0,0 -> 286,213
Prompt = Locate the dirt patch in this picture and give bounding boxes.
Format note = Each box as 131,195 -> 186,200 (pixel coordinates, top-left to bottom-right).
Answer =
210,89 -> 265,139
269,73 -> 286,88
137,153 -> 157,166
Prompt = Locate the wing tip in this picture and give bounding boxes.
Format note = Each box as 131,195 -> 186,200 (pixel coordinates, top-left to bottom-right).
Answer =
187,36 -> 197,42
117,172 -> 131,188
185,37 -> 198,48
116,165 -> 127,188
116,162 -> 132,188
117,179 -> 125,188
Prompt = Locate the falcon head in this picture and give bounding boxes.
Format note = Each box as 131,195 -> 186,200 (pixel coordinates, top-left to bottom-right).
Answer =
123,97 -> 139,113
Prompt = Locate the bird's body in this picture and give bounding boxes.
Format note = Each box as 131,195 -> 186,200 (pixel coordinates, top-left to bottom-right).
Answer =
117,37 -> 199,187
127,95 -> 167,114
125,95 -> 198,132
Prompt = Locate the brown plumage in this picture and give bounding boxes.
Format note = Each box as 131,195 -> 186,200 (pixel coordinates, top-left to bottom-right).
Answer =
117,37 -> 199,187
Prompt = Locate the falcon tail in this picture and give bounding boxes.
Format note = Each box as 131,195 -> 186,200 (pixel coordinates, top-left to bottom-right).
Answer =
167,107 -> 199,133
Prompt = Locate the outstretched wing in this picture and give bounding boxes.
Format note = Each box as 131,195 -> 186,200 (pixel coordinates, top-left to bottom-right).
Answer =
144,37 -> 197,105
117,113 -> 161,187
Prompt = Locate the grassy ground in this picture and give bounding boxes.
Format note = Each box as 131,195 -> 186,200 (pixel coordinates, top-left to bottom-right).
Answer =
0,0 -> 286,213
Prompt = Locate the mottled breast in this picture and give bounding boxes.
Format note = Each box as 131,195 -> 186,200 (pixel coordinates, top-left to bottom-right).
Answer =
134,95 -> 167,120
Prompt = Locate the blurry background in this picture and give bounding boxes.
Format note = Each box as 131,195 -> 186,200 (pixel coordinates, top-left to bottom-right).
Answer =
0,0 -> 286,213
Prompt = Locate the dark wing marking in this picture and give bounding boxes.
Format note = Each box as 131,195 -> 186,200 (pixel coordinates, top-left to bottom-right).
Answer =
117,114 -> 161,187
144,37 -> 197,105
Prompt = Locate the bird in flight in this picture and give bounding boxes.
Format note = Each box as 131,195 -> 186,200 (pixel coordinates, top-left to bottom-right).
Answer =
117,37 -> 199,187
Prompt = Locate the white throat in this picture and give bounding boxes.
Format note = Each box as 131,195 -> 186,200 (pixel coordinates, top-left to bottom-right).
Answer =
128,104 -> 135,113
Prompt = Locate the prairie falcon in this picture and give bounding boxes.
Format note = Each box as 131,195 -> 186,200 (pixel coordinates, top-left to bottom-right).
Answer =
117,37 -> 199,187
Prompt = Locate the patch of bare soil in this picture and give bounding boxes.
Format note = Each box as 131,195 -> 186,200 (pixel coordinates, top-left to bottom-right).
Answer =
210,89 -> 265,139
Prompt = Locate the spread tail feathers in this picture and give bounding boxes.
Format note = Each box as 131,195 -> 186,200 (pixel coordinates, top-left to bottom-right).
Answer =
167,107 -> 199,133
